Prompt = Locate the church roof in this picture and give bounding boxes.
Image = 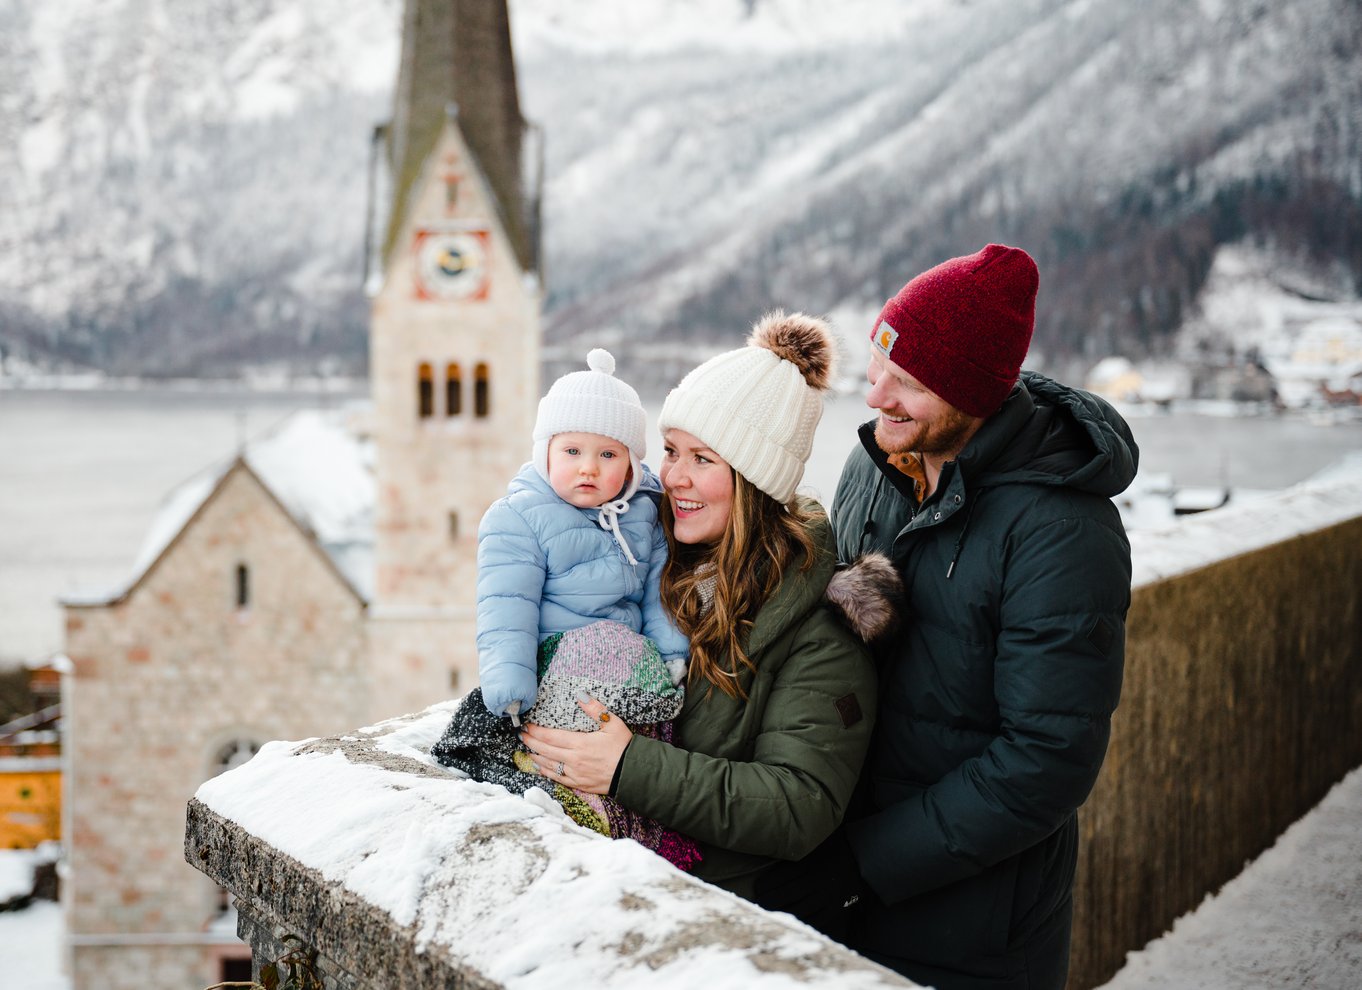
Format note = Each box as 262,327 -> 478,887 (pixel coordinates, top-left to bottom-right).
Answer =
382,0 -> 537,273
64,408 -> 374,607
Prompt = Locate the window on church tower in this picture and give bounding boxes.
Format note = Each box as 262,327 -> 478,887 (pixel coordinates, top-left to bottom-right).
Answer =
474,362 -> 490,418
445,363 -> 463,416
418,362 -> 434,418
235,564 -> 249,609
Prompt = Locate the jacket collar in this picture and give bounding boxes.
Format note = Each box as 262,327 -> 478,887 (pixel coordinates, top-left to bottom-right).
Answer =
859,371 -> 1138,503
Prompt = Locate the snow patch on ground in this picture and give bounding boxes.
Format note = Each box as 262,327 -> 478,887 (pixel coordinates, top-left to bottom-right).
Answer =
0,899 -> 66,990
1098,766 -> 1362,988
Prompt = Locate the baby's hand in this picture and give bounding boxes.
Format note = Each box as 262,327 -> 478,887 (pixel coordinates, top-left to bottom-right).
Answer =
480,669 -> 538,721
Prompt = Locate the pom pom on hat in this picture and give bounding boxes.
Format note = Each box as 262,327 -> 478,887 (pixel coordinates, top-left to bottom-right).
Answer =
533,349 -> 647,495
659,311 -> 835,504
870,243 -> 1038,417
748,311 -> 834,391
586,347 -> 615,375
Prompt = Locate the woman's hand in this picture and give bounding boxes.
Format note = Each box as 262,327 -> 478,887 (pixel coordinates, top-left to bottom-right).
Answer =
520,694 -> 632,795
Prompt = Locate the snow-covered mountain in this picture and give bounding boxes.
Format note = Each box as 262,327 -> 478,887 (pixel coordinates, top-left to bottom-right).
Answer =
1,0 -> 1358,384
520,0 -> 1362,387
0,0 -> 401,376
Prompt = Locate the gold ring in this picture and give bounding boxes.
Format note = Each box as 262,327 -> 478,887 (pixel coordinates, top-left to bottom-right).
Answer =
599,712 -> 611,724
555,761 -> 565,776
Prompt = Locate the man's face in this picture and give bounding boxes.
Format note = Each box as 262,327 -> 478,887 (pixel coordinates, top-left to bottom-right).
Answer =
865,353 -> 981,459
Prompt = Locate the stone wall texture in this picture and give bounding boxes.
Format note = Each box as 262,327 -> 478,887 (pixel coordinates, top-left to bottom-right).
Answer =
1070,512 -> 1362,988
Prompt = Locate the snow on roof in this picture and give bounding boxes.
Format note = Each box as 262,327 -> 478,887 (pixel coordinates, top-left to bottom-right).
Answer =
245,408 -> 374,600
23,652 -> 71,674
1087,356 -> 1136,384
194,703 -> 901,989
69,407 -> 373,606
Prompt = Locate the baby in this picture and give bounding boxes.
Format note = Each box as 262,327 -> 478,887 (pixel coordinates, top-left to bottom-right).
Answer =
475,348 -> 688,720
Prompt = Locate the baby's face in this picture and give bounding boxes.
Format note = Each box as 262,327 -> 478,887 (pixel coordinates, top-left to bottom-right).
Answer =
546,432 -> 632,509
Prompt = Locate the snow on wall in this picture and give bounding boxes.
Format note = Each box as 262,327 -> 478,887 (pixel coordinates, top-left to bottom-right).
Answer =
192,704 -> 911,989
1129,456 -> 1362,587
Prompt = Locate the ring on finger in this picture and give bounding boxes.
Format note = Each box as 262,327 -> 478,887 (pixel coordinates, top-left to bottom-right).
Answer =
598,712 -> 611,724
555,761 -> 565,776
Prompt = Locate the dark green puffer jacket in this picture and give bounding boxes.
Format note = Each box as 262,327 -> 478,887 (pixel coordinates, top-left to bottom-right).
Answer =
614,507 -> 879,901
831,372 -> 1137,972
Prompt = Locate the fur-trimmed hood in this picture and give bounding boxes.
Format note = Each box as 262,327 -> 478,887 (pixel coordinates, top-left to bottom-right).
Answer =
825,552 -> 904,644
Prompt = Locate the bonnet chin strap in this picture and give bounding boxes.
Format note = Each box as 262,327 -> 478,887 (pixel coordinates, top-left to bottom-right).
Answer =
596,499 -> 639,567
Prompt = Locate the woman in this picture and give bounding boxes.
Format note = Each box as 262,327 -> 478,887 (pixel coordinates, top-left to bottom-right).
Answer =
520,312 -> 894,935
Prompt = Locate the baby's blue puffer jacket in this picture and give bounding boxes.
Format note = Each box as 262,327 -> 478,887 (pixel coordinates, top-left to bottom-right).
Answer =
475,462 -> 687,716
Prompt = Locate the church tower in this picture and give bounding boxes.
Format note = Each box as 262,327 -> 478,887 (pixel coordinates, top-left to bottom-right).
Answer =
367,0 -> 541,719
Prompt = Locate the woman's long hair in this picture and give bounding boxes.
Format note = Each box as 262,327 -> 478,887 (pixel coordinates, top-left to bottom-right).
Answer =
660,472 -> 818,700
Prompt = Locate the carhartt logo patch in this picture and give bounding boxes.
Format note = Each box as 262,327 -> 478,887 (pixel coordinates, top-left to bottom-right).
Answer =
835,693 -> 863,728
872,319 -> 899,358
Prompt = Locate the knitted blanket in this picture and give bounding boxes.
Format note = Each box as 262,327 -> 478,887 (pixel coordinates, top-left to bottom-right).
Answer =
432,620 -> 702,871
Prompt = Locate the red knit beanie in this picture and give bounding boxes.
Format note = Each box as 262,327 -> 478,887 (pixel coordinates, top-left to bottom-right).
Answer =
870,243 -> 1038,417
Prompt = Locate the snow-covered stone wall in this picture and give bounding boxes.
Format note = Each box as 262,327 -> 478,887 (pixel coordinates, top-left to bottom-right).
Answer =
185,706 -> 913,989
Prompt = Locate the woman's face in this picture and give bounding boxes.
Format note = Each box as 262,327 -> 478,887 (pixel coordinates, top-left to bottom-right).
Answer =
660,429 -> 734,545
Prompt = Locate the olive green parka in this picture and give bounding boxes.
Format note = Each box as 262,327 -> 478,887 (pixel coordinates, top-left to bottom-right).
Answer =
614,508 -> 880,901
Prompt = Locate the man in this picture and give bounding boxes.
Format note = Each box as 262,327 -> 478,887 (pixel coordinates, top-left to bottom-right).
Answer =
832,243 -> 1138,990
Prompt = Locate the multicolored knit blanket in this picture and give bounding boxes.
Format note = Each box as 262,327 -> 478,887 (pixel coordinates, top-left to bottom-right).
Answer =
431,620 -> 702,872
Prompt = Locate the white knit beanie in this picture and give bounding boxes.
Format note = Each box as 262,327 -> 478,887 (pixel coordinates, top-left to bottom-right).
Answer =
533,349 -> 648,498
658,312 -> 835,504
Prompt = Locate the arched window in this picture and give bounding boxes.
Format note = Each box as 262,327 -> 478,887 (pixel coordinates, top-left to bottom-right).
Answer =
474,362 -> 490,418
417,362 -> 434,418
235,564 -> 249,609
445,362 -> 463,417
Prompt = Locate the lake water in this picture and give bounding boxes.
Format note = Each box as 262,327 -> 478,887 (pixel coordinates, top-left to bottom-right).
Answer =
3,384 -> 1360,664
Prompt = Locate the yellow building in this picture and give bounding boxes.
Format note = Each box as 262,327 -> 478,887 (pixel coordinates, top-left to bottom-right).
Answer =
0,756 -> 61,849
0,690 -> 63,849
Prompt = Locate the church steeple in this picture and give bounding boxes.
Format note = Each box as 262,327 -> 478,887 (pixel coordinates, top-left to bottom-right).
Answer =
366,0 -> 542,720
384,0 -> 538,275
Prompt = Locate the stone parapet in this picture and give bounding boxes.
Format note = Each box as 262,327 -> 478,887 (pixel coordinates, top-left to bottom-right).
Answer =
185,705 -> 911,989
1073,469 -> 1362,987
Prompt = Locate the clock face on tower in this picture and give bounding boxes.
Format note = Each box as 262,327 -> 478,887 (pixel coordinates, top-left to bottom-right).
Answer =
412,227 -> 491,301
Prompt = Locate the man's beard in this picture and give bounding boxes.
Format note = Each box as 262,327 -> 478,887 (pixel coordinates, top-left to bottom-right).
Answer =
873,407 -> 978,459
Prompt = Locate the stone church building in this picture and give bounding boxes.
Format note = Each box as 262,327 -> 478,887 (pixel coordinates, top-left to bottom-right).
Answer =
58,2 -> 541,986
